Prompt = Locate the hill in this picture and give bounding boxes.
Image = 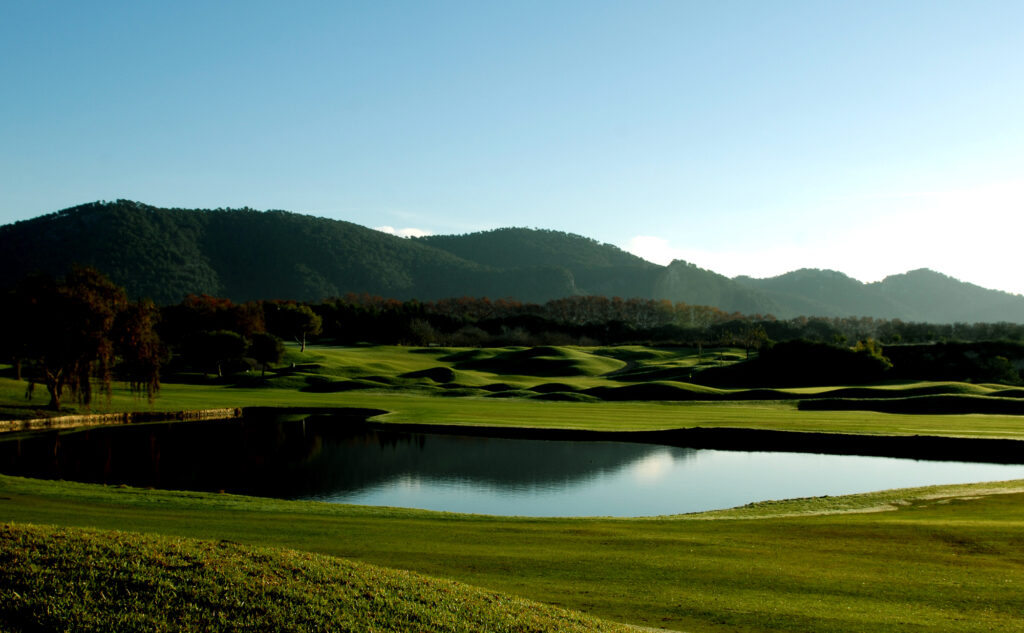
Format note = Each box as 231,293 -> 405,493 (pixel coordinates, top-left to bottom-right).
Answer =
0,201 -> 577,304
418,227 -> 660,298
872,268 -> 1024,323
656,260 -> 782,315
3,200 -> 1024,323
736,268 -> 1024,322
735,268 -> 905,318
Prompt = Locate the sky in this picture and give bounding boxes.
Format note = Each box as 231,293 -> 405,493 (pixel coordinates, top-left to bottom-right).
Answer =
3,1 -> 1023,294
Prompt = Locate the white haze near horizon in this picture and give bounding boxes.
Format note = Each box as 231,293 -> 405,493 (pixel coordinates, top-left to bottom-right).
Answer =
376,176 -> 1024,297
623,178 -> 1024,296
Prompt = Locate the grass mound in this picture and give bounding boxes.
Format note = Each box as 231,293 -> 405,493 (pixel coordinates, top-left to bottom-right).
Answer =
435,388 -> 488,398
400,366 -> 457,383
729,388 -> 802,400
530,392 -> 600,402
438,349 -> 490,363
453,347 -> 623,377
806,383 -> 992,400
0,523 -> 635,633
989,388 -> 1024,398
301,378 -> 380,393
585,382 -> 723,401
591,346 -> 680,361
608,365 -> 695,382
480,383 -> 517,392
485,389 -> 537,398
799,394 -> 1024,415
529,382 -> 580,393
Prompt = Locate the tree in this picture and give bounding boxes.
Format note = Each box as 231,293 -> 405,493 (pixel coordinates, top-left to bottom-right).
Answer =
737,323 -> 769,359
114,299 -> 165,402
268,303 -> 322,352
184,330 -> 248,378
14,267 -> 136,410
249,332 -> 284,377
0,287 -> 27,380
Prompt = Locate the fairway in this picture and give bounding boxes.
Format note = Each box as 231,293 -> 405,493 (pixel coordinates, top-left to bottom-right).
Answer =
5,344 -> 1024,441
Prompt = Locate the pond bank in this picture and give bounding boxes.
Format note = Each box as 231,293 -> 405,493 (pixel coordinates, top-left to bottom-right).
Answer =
0,408 -> 243,433
362,421 -> 1024,465
4,404 -> 1022,465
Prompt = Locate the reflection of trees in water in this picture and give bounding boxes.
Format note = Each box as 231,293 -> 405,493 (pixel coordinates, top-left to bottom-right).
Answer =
0,414 -> 697,500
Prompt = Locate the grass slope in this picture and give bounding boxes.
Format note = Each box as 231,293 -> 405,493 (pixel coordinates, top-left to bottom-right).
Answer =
0,522 -> 636,633
3,476 -> 1024,632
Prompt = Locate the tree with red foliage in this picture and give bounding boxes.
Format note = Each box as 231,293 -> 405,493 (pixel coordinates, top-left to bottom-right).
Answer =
12,267 -> 161,410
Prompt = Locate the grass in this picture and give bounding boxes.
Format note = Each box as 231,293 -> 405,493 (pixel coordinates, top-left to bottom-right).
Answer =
0,522 -> 637,633
3,475 -> 1024,632
5,345 -> 1024,440
5,345 -> 1024,631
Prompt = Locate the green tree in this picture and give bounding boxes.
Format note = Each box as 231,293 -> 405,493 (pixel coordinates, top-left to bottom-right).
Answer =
185,330 -> 248,378
248,332 -> 284,377
269,304 -> 322,352
737,323 -> 769,359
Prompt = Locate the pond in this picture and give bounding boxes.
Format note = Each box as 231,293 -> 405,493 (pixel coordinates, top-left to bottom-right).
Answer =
2,413 -> 1023,517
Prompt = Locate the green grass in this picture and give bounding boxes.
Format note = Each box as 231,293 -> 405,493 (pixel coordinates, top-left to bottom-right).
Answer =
449,345 -> 626,378
3,475 -> 1024,632
5,344 -> 1024,439
6,345 -> 1024,630
0,522 -> 637,633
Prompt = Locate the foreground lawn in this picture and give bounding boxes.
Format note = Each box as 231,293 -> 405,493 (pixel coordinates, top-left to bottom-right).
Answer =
0,523 -> 637,633
3,475 -> 1024,632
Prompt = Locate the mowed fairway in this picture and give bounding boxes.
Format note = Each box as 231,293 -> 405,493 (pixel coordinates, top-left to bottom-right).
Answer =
4,344 -> 1024,439
3,475 -> 1024,632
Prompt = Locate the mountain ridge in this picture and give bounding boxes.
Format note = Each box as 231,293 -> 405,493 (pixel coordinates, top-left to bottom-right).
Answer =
2,200 -> 1023,323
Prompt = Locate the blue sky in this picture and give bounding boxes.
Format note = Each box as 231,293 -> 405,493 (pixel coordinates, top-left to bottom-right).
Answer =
3,1 -> 1023,293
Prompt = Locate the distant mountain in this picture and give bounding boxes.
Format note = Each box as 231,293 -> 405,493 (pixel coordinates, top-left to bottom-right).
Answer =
736,268 -> 1024,323
735,269 -> 904,318
657,261 -> 782,316
3,200 -> 1024,323
872,269 -> 1024,323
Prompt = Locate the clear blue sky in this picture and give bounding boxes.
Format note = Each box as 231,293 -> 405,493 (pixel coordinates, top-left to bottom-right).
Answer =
3,1 -> 1023,293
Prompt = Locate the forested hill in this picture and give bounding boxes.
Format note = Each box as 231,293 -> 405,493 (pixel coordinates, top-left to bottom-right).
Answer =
0,201 -> 579,304
3,200 -> 1024,323
417,228 -> 662,299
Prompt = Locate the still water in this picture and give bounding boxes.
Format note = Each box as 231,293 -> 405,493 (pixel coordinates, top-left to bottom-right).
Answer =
2,414 -> 1023,517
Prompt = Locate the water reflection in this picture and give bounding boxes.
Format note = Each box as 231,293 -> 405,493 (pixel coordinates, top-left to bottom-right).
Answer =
2,414 -> 1023,517
0,415 -> 687,499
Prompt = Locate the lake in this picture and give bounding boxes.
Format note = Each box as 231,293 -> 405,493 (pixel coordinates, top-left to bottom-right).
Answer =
2,413 -> 1023,516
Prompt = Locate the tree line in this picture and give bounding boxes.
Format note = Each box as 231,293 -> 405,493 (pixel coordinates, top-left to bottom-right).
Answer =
309,293 -> 1024,349
5,270 -> 1024,410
